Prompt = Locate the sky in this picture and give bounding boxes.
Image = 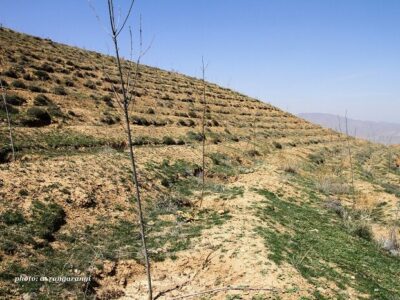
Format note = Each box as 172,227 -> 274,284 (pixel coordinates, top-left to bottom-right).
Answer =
0,0 -> 399,123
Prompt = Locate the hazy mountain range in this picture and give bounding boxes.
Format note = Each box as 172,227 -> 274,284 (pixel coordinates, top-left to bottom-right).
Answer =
298,113 -> 400,145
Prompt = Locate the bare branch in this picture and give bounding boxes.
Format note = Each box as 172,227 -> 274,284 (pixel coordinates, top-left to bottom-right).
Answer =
0,79 -> 15,161
116,0 -> 135,37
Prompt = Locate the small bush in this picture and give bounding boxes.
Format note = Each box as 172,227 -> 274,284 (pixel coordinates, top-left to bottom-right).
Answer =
188,111 -> 197,118
3,68 -> 19,78
131,116 -> 151,126
177,119 -> 187,126
84,80 -> 96,89
28,85 -> 47,93
102,95 -> 114,107
162,136 -> 176,145
187,131 -> 204,141
38,63 -> 54,73
0,146 -> 13,164
147,108 -> 155,114
187,119 -> 195,127
0,210 -> 25,225
309,153 -> 325,165
5,94 -> 26,106
0,102 -> 19,114
64,78 -> 75,87
100,113 -> 120,125
212,137 -> 222,144
54,86 -> 67,95
247,149 -> 261,157
316,177 -> 351,195
0,78 -> 9,87
31,200 -> 66,241
33,94 -> 52,106
351,222 -> 373,241
47,105 -> 64,118
21,107 -> 52,127
11,80 -> 26,89
34,69 -> 50,81
22,73 -> 32,81
273,141 -> 283,149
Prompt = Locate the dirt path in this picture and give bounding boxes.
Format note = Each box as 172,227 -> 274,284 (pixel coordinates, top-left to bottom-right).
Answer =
122,163 -> 314,299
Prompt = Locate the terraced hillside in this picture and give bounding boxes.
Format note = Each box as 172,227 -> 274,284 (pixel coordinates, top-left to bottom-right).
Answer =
1,28 -> 399,299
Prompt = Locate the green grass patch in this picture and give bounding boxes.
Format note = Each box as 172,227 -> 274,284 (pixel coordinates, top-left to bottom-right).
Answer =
254,189 -> 400,299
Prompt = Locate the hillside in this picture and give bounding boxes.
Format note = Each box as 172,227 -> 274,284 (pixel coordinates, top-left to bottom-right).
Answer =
298,113 -> 400,145
1,27 -> 400,299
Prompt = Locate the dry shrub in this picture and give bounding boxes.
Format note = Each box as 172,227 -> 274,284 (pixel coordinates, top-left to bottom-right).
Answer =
316,176 -> 351,195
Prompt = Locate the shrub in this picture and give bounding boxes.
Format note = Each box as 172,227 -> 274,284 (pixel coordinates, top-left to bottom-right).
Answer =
188,110 -> 197,118
31,200 -> 66,241
273,141 -> 283,149
309,153 -> 325,165
102,95 -> 114,107
0,102 -> 19,114
176,139 -> 185,145
212,137 -> 222,144
21,107 -> 52,127
131,116 -> 151,126
0,146 -> 13,164
162,136 -> 176,145
34,69 -> 50,81
316,177 -> 351,195
3,68 -> 19,78
247,149 -> 261,157
84,80 -> 96,89
38,63 -> 54,73
33,94 -> 52,106
147,108 -> 155,114
351,222 -> 373,241
11,80 -> 26,89
54,86 -> 67,95
186,131 -> 204,141
177,119 -> 187,126
0,78 -> 8,87
64,78 -> 75,87
28,85 -> 47,93
5,94 -> 26,106
100,113 -> 120,125
324,198 -> 347,219
47,105 -> 64,118
283,165 -> 297,174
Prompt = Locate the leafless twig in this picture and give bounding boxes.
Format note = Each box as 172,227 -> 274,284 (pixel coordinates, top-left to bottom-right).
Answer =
0,79 -> 15,161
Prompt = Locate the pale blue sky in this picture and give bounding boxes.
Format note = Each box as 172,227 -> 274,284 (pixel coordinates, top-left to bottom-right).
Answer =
1,0 -> 399,123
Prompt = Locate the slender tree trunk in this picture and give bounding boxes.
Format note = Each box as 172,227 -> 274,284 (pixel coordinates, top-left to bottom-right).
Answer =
345,112 -> 356,209
106,1 -> 152,298
200,58 -> 206,207
1,80 -> 15,161
123,105 -> 152,299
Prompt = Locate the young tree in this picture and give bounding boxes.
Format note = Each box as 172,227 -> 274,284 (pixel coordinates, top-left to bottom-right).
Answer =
345,111 -> 356,208
104,0 -> 153,298
200,57 -> 207,207
1,79 -> 15,161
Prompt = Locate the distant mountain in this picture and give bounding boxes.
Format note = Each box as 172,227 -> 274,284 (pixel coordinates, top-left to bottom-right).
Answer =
298,113 -> 400,145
